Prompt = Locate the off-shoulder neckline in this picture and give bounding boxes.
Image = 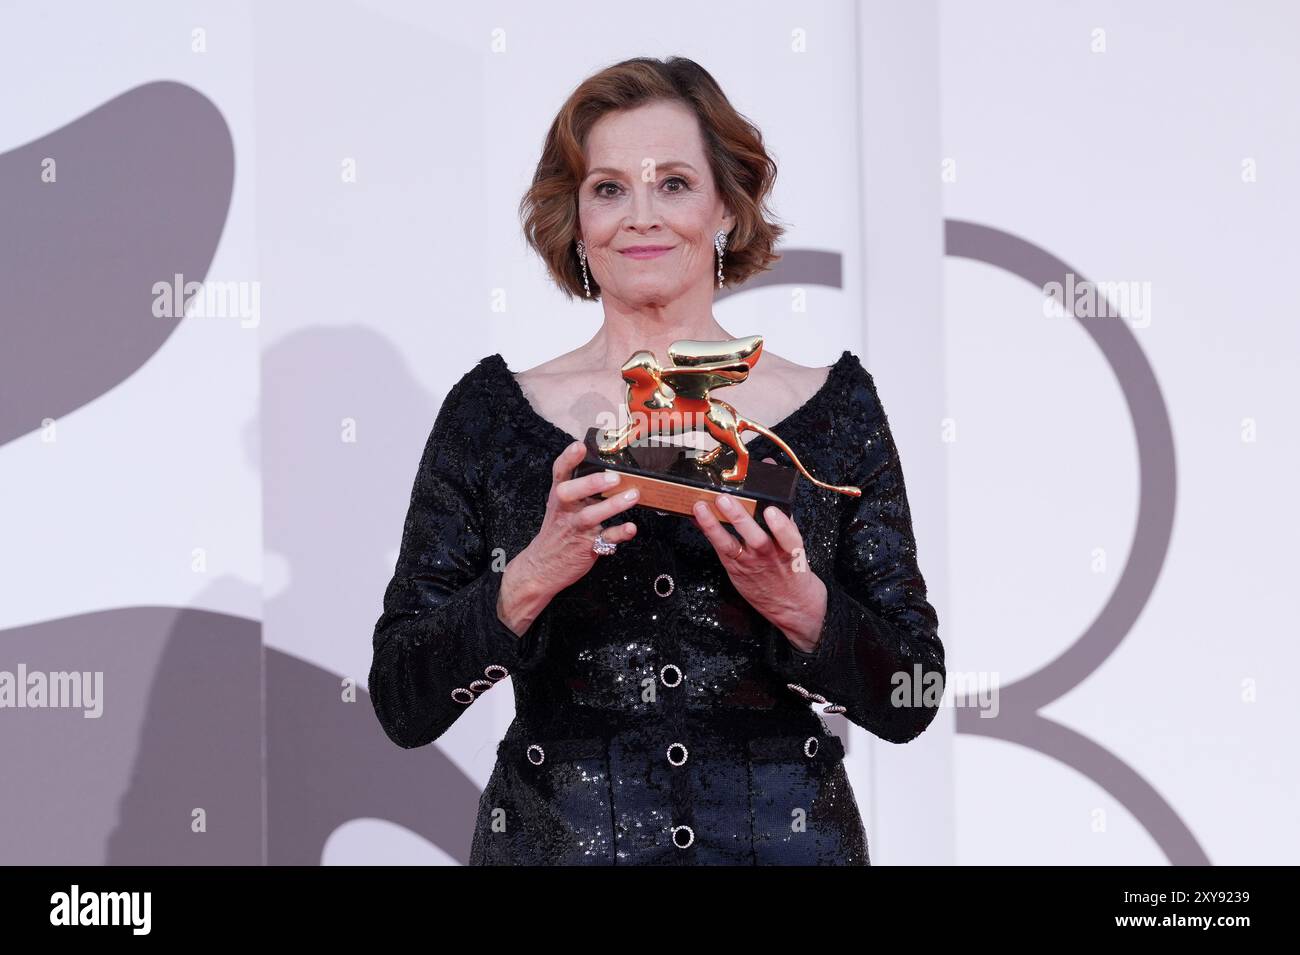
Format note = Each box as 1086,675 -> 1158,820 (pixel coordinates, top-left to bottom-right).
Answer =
484,348 -> 857,449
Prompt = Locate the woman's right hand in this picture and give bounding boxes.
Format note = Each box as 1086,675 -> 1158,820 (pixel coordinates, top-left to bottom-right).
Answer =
497,440 -> 641,633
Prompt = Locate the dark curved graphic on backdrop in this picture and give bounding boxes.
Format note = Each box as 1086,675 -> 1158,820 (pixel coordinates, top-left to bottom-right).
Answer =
0,80 -> 233,447
946,219 -> 1205,865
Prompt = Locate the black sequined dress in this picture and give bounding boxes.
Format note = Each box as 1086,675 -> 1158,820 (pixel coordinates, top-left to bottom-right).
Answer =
368,350 -> 944,865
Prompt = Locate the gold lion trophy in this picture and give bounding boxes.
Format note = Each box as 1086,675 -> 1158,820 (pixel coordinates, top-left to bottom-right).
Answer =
571,334 -> 862,530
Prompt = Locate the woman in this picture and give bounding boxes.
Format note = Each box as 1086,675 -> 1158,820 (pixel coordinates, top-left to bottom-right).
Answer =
368,56 -> 944,865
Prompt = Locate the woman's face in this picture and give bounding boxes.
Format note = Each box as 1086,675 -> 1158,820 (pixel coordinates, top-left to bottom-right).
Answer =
577,99 -> 734,307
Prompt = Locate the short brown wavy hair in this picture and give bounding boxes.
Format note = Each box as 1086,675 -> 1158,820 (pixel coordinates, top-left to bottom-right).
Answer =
518,56 -> 787,301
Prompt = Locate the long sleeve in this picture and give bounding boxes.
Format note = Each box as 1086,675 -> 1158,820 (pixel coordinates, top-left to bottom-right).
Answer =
368,374 -> 553,749
762,372 -> 945,744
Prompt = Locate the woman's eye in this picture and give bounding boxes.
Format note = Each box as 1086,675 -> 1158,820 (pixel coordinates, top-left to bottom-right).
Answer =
593,176 -> 689,198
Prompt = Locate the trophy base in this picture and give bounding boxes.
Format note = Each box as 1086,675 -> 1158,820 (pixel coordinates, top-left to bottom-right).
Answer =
572,427 -> 797,530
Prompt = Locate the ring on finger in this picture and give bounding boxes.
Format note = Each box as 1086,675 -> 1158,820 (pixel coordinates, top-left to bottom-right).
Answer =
593,532 -> 618,556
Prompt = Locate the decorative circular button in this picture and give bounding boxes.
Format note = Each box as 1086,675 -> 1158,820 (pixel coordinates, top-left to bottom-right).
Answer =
469,679 -> 494,694
667,742 -> 689,766
659,664 -> 683,688
527,744 -> 545,766
451,687 -> 475,705
671,824 -> 695,849
786,682 -> 812,699
654,573 -> 675,597
803,737 -> 820,758
484,664 -> 509,682
808,692 -> 828,705
825,704 -> 846,714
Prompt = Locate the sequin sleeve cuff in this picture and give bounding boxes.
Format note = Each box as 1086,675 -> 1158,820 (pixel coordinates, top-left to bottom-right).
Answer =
479,562 -> 551,672
368,563 -> 555,750
762,576 -> 944,744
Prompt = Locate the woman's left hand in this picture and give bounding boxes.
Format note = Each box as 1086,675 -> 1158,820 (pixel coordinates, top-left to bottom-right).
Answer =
690,457 -> 828,654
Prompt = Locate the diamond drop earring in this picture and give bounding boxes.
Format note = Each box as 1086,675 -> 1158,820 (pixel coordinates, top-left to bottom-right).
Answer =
575,239 -> 591,298
714,229 -> 729,288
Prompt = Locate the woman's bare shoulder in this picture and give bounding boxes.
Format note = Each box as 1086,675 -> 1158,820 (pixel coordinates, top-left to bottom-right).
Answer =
510,348 -> 591,387
725,349 -> 837,415
760,350 -> 832,390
